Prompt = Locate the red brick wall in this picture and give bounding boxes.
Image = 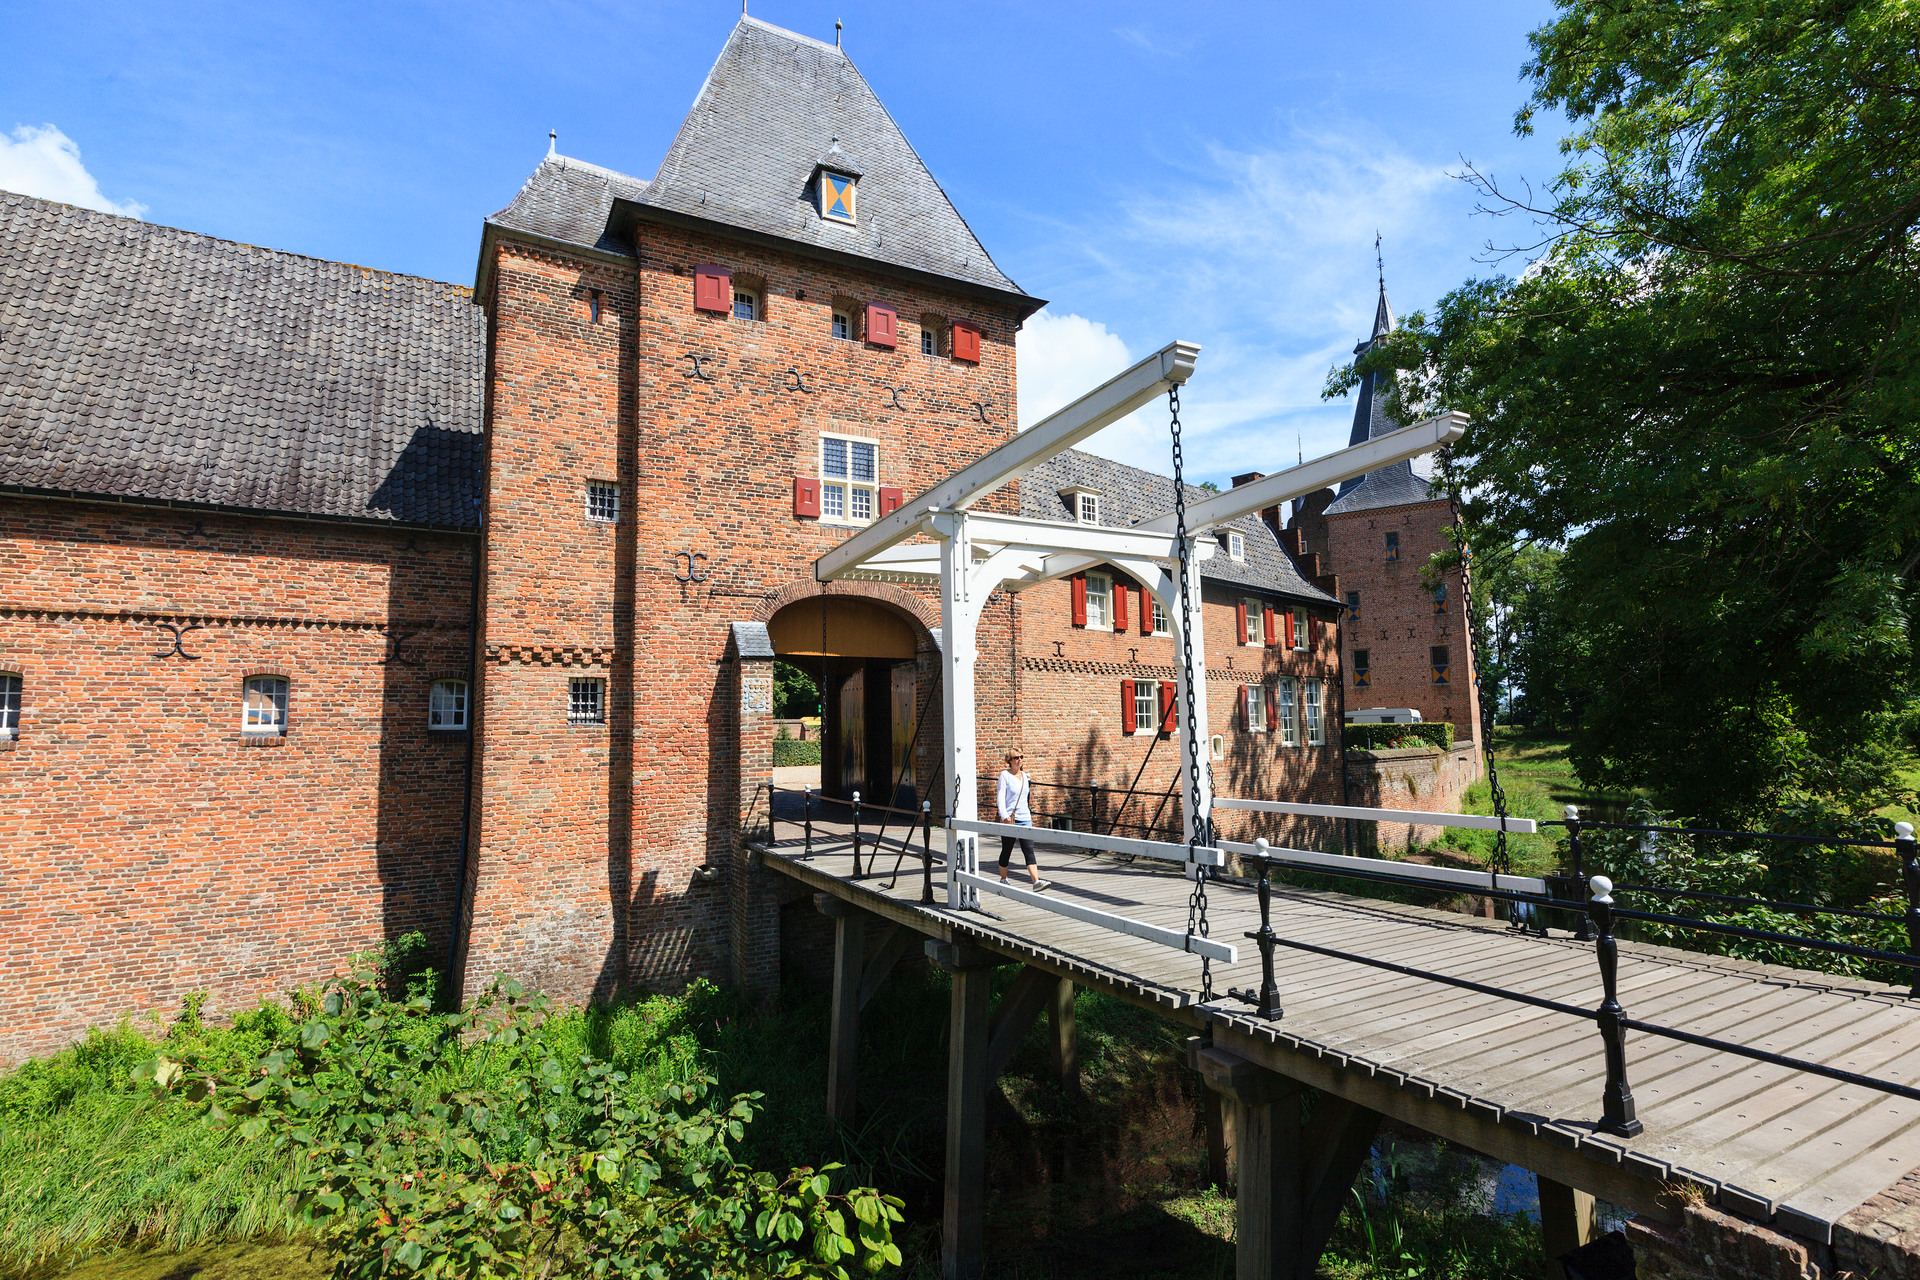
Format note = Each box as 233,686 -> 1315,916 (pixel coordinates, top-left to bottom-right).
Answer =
1324,500 -> 1484,754
0,498 -> 474,1063
1002,570 -> 1345,852
461,226 -> 1024,1004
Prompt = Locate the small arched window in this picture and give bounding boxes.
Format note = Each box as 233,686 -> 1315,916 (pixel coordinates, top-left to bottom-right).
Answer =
0,672 -> 19,739
243,675 -> 288,735
430,679 -> 469,732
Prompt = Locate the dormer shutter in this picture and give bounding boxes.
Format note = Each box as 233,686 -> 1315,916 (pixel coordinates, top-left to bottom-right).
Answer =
693,264 -> 731,314
951,321 -> 981,363
1071,574 -> 1087,627
1120,680 -> 1136,734
866,303 -> 898,349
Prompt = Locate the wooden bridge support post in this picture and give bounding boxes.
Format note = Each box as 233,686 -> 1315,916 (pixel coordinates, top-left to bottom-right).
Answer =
1186,1036 -> 1231,1192
1049,977 -> 1078,1093
815,894 -> 865,1124
1538,1175 -> 1598,1280
1197,1044 -> 1381,1280
929,940 -> 1001,1280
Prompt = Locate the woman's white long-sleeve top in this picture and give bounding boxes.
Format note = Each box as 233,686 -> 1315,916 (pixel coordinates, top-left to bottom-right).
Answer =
996,770 -> 1032,824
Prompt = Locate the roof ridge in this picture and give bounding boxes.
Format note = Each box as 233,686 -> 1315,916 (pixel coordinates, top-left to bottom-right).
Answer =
546,152 -> 646,184
0,189 -> 473,293
739,13 -> 842,54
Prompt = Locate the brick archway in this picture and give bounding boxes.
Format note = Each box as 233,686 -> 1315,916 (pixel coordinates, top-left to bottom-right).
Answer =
754,577 -> 940,638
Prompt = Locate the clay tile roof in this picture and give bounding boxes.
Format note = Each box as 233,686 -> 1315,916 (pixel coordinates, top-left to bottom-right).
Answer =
0,191 -> 486,528
1021,449 -> 1337,605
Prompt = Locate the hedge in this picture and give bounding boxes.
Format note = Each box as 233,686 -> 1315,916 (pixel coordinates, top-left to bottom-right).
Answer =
773,737 -> 821,766
1345,721 -> 1454,752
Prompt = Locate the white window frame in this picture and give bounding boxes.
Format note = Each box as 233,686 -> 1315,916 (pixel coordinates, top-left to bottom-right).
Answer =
1133,680 -> 1158,737
1243,597 -> 1264,646
1227,531 -> 1245,561
1078,493 -> 1100,525
586,480 -> 619,523
921,329 -> 936,355
243,675 -> 288,735
1278,678 -> 1298,748
1151,596 -> 1170,636
732,288 -> 759,321
819,433 -> 881,527
0,672 -> 19,738
1085,572 -> 1112,631
568,677 -> 605,726
430,679 -> 468,732
832,311 -> 852,340
1293,608 -> 1310,651
1244,684 -> 1267,732
1304,678 -> 1325,746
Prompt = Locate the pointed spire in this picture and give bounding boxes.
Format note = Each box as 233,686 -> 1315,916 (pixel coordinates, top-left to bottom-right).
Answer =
1371,232 -> 1394,342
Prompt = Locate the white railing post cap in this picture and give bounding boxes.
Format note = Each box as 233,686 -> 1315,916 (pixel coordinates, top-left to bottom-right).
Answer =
1254,837 -> 1270,854
1590,874 -> 1613,901
1565,805 -> 1579,820
1898,821 -> 1915,841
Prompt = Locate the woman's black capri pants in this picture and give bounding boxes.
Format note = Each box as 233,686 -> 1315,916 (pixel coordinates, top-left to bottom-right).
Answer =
999,832 -> 1036,866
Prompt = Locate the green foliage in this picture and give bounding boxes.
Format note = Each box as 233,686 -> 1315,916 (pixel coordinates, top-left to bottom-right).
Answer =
127,966 -> 902,1280
774,738 -> 823,767
1345,722 -> 1455,752
775,661 -> 822,720
1330,0 -> 1920,825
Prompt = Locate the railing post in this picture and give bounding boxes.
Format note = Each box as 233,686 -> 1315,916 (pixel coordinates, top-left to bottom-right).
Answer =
1247,838 -> 1283,1018
1566,805 -> 1594,941
1898,821 -> 1920,998
922,800 -> 936,905
803,787 -> 815,861
851,789 -> 864,879
1588,875 -> 1643,1137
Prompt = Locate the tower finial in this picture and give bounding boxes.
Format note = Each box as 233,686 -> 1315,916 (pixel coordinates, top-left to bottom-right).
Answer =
836,19 -> 843,46
547,128 -> 557,157
1375,230 -> 1384,292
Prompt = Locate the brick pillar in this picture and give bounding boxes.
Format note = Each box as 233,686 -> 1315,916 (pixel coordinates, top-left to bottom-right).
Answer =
728,622 -> 780,998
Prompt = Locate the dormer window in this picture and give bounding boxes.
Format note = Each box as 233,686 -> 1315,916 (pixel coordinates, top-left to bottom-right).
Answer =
1227,531 -> 1245,561
819,171 -> 857,224
1059,485 -> 1101,526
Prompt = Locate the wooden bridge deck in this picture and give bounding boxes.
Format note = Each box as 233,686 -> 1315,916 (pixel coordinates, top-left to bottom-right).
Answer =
752,820 -> 1920,1244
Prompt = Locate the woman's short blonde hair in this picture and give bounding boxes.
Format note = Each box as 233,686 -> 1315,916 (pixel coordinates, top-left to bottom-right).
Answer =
1005,749 -> 1024,764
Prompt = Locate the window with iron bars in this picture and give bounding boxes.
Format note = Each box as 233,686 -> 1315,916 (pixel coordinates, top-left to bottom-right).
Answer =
569,677 -> 605,725
586,481 -> 619,523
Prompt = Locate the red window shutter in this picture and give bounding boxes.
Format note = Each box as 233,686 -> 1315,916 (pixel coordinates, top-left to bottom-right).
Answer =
693,264 -> 731,313
1140,590 -> 1154,635
1265,686 -> 1278,733
866,303 -> 898,349
1235,599 -> 1248,646
878,486 -> 903,517
1120,680 -> 1136,734
1159,681 -> 1176,733
1264,605 -> 1277,646
1309,616 -> 1321,646
793,476 -> 821,517
1071,574 -> 1087,627
951,320 -> 981,363
1239,685 -> 1250,729
1284,610 -> 1296,649
1112,581 -> 1129,632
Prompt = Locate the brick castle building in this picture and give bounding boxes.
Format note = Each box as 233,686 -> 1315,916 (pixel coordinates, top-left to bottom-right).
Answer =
0,15 -> 1346,1061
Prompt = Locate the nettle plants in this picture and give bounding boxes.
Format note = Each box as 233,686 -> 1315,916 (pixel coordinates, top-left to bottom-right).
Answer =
133,968 -> 902,1278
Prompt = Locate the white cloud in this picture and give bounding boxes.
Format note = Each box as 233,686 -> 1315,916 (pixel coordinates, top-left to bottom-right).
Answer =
1014,122 -> 1468,484
0,125 -> 145,218
1015,309 -> 1135,429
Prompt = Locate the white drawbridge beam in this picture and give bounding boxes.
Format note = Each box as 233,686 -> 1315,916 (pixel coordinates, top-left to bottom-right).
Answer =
814,340 -> 1201,583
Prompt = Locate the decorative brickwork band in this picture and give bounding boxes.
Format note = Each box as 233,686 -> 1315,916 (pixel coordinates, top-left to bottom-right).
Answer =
485,644 -> 616,668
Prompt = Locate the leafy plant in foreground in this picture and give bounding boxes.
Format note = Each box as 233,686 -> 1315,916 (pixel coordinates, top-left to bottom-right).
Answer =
134,966 -> 903,1278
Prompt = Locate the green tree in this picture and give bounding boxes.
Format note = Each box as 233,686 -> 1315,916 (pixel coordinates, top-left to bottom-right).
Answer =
774,660 -> 822,719
1342,0 -> 1920,823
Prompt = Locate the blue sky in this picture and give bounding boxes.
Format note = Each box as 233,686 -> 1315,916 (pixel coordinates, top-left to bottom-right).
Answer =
1,1 -> 1567,485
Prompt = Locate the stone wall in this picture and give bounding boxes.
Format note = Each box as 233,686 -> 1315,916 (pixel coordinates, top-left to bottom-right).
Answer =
1345,740 -> 1482,852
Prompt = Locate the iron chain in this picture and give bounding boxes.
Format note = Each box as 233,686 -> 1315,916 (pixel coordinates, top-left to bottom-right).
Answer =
1169,386 -> 1213,1001
1442,446 -> 1512,880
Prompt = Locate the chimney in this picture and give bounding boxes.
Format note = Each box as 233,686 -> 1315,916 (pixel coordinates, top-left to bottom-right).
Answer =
1232,473 -> 1286,540
1231,472 -> 1265,488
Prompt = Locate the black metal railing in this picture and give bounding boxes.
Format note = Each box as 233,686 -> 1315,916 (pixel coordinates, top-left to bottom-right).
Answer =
764,782 -> 940,905
1221,821 -> 1920,1138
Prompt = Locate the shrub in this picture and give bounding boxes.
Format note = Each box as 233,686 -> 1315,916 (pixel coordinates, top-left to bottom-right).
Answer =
132,966 -> 902,1279
774,738 -> 822,767
1345,721 -> 1455,752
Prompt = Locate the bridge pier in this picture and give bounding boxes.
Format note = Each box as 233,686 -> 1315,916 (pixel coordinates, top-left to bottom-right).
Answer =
929,939 -> 1002,1280
1196,1044 -> 1381,1280
1539,1175 -> 1598,1280
816,895 -> 865,1123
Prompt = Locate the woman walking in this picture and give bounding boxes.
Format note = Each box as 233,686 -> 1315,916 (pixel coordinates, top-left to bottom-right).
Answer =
996,750 -> 1049,891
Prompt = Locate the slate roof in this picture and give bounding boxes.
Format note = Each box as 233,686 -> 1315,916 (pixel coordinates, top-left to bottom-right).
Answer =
1325,285 -> 1437,515
0,191 -> 487,528
1021,449 -> 1336,606
488,17 -> 1036,308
